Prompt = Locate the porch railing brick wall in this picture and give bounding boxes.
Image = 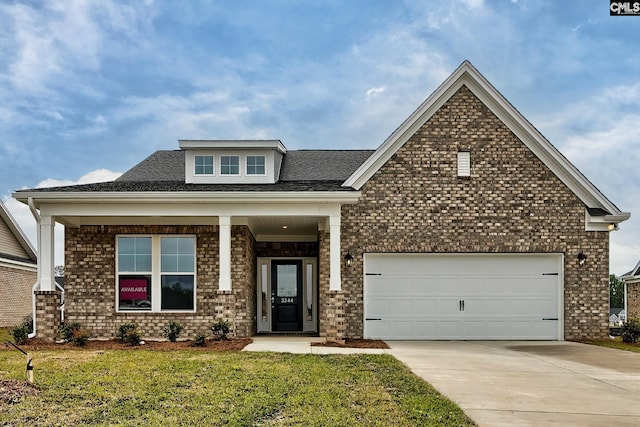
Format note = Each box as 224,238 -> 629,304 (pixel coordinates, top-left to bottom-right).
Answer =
340,85 -> 610,341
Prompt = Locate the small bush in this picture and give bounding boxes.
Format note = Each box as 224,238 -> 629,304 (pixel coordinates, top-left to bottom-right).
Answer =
163,321 -> 183,342
622,319 -> 640,343
59,321 -> 82,342
10,324 -> 29,345
211,319 -> 230,341
10,316 -> 34,345
21,315 -> 34,334
72,328 -> 92,346
117,322 -> 141,346
194,331 -> 207,347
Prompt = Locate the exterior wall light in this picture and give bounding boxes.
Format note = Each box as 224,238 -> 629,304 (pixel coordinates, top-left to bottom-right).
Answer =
577,252 -> 587,267
608,223 -> 619,231
344,252 -> 354,267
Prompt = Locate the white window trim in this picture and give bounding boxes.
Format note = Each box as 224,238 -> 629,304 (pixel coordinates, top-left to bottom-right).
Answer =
245,155 -> 267,176
116,235 -> 197,313
220,155 -> 241,176
194,155 -> 215,176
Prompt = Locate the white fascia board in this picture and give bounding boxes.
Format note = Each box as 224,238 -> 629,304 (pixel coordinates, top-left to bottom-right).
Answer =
32,200 -> 345,219
343,60 -> 629,221
0,200 -> 37,260
15,191 -> 360,208
179,139 -> 287,154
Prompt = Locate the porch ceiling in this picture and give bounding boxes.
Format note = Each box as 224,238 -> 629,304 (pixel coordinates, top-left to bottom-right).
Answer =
248,216 -> 323,242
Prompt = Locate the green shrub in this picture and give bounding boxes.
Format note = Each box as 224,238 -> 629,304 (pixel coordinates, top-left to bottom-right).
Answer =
117,322 -> 141,346
72,328 -> 92,346
211,319 -> 230,341
163,320 -> 183,342
194,331 -> 207,347
622,319 -> 640,343
10,316 -> 34,345
59,321 -> 82,342
10,324 -> 29,345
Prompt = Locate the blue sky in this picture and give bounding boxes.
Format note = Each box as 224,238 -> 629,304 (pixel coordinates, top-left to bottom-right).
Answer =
0,0 -> 638,274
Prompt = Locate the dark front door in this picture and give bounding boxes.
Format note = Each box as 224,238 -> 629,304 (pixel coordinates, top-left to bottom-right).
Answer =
271,260 -> 303,331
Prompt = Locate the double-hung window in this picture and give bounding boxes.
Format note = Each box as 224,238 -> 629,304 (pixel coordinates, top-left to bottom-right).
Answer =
220,155 -> 240,175
117,236 -> 196,312
246,155 -> 266,175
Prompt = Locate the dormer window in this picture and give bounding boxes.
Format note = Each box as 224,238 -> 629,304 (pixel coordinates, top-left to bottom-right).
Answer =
194,155 -> 214,175
220,156 -> 240,175
246,155 -> 266,175
180,140 -> 286,184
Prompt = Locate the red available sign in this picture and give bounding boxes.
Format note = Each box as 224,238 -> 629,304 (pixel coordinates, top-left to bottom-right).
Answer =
120,278 -> 148,300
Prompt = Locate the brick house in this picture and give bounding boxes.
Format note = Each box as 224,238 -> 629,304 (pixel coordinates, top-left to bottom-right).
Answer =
0,200 -> 37,327
621,261 -> 640,321
14,61 -> 629,342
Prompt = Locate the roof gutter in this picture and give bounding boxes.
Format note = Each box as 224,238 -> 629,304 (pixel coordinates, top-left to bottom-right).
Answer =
15,190 -> 362,206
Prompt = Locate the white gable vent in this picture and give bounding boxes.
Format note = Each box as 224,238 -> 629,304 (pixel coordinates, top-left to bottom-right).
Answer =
457,151 -> 471,177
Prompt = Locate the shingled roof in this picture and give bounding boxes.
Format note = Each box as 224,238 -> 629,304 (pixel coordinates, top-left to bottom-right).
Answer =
16,149 -> 374,193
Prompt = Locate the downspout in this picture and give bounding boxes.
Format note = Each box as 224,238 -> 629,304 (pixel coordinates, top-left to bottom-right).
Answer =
27,197 -> 40,339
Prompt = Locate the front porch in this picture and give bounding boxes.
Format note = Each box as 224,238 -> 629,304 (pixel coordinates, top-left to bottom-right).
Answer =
27,198 -> 352,342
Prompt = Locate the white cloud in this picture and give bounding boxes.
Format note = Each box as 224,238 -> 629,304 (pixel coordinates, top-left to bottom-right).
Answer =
3,169 -> 122,266
365,86 -> 386,101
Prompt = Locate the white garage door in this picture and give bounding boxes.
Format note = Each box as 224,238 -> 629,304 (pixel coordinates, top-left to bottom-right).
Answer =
364,254 -> 563,340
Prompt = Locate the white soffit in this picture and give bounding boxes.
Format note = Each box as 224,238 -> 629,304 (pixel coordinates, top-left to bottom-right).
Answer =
343,61 -> 629,222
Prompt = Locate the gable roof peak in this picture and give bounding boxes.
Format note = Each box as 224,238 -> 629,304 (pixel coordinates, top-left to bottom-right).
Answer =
342,60 -> 630,225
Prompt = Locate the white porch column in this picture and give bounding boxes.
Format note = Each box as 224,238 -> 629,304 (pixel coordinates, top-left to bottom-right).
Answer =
219,215 -> 232,291
329,214 -> 342,291
40,215 -> 56,291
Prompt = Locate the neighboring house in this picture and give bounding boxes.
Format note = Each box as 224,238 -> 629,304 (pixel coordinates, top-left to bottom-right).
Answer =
621,261 -> 640,321
13,61 -> 630,342
0,200 -> 37,327
609,308 -> 625,326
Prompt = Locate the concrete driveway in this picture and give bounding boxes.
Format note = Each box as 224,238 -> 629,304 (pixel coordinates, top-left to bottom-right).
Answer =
388,341 -> 640,427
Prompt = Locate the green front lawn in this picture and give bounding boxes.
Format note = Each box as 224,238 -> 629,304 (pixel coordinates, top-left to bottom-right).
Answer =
585,338 -> 640,353
0,349 -> 474,426
0,327 -> 11,343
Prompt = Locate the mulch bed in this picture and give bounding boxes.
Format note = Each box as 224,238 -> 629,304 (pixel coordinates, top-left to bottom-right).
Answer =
2,338 -> 252,352
311,339 -> 389,349
0,380 -> 39,405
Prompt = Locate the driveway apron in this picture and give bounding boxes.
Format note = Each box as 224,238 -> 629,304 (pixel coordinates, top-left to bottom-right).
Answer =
388,341 -> 640,427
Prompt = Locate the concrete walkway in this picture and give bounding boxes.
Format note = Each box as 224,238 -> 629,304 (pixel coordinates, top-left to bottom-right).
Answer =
388,341 -> 640,427
243,336 -> 389,355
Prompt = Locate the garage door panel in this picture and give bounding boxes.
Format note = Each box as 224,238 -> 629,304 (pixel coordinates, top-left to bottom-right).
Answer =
437,278 -> 460,296
414,298 -> 439,314
436,321 -> 461,338
364,254 -> 562,340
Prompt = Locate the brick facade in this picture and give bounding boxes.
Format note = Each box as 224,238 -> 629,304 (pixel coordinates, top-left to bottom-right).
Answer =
0,264 -> 36,327
63,224 -> 256,340
341,85 -> 610,341
35,290 -> 62,341
628,283 -> 640,321
41,85 -> 612,342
